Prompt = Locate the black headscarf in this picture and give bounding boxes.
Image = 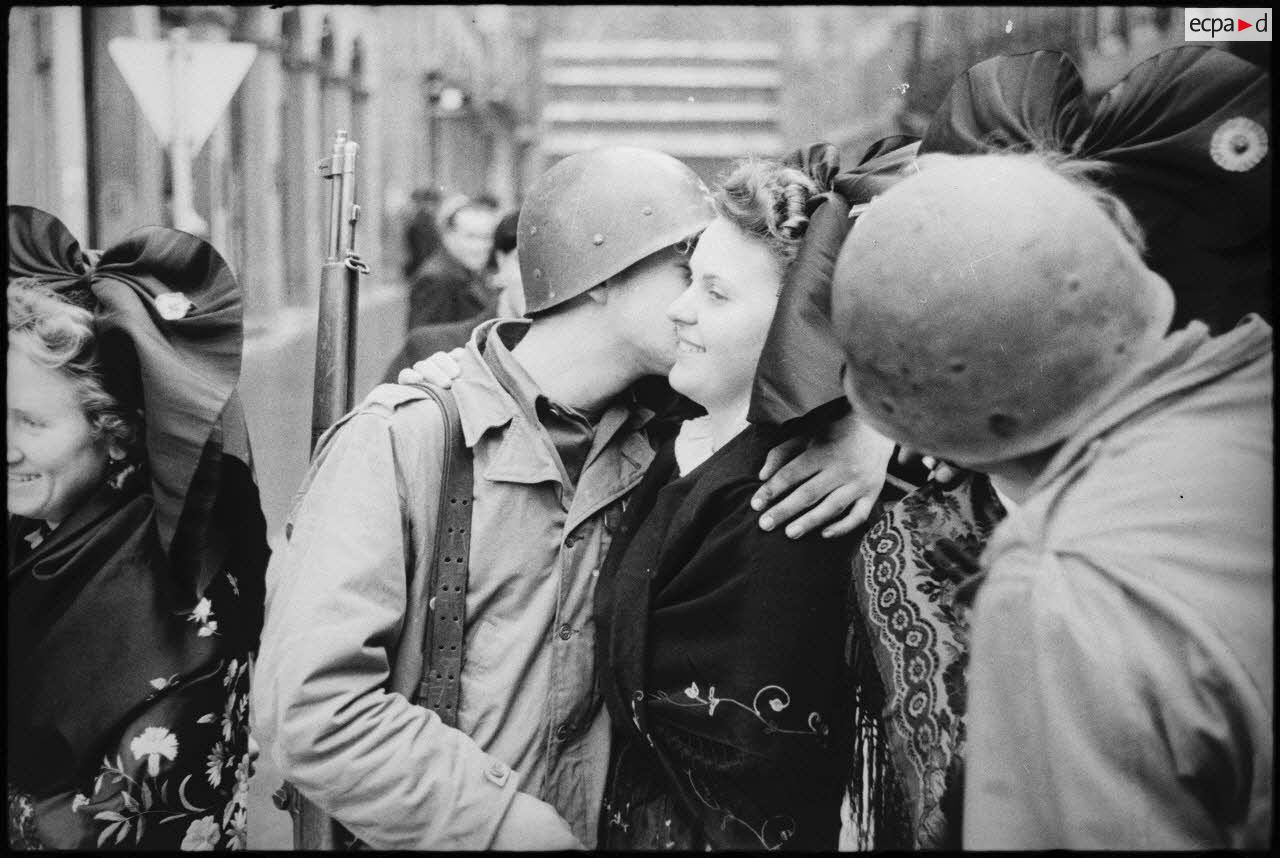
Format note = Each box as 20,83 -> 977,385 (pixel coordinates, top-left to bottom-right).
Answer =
8,206 -> 259,593
747,138 -> 921,429
920,46 -> 1271,332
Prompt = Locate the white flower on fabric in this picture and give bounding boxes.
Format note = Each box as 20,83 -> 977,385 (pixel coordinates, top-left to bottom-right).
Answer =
155,292 -> 195,321
683,682 -> 700,700
234,752 -> 252,791
768,698 -> 786,713
225,805 -> 248,850
130,726 -> 179,777
187,597 -> 219,637
180,815 -> 220,851
191,598 -> 213,623
206,742 -> 226,788
1210,117 -> 1268,173
71,793 -> 90,813
707,686 -> 720,716
222,692 -> 238,742
223,658 -> 239,688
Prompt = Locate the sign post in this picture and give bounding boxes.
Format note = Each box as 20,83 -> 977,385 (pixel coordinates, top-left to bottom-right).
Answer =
167,29 -> 205,235
107,28 -> 257,236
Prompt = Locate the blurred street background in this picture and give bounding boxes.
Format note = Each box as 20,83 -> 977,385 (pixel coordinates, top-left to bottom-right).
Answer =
8,5 -> 1264,849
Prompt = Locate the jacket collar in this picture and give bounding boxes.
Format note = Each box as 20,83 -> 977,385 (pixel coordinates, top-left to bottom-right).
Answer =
1029,315 -> 1273,497
448,319 -> 654,492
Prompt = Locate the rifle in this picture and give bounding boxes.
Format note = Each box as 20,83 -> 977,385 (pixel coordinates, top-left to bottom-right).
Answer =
271,128 -> 370,850
311,128 -> 371,450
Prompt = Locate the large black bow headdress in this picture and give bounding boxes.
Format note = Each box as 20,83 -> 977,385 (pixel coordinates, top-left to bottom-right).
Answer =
748,137 -> 921,428
921,46 -> 1271,332
8,205 -> 246,560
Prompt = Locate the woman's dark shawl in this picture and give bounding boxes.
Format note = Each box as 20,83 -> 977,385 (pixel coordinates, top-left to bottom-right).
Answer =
6,480 -> 255,799
596,426 -> 863,849
921,46 -> 1271,332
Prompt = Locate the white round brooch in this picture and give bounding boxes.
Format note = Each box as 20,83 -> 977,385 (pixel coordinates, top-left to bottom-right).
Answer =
1210,117 -> 1268,173
154,292 -> 195,320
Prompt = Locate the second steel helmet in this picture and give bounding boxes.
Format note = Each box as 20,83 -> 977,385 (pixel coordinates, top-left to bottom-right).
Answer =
830,153 -> 1175,467
518,146 -> 716,314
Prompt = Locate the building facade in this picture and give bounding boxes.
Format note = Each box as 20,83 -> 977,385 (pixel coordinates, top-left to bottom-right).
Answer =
8,5 -> 541,316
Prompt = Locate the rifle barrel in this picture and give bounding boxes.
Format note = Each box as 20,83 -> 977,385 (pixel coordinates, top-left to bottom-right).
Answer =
311,129 -> 365,452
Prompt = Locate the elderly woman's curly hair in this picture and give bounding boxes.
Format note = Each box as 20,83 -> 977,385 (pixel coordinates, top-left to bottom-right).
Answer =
8,278 -> 142,464
713,158 -> 823,274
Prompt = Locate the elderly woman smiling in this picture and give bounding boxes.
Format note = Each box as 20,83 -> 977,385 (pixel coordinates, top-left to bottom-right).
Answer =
7,207 -> 267,851
8,284 -> 135,522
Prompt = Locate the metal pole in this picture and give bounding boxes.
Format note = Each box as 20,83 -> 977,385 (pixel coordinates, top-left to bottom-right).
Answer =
168,28 -> 209,236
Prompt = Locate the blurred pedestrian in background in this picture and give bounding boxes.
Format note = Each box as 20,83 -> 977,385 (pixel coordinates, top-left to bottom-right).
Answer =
405,194 -> 499,330
401,187 -> 442,281
382,207 -> 520,385
7,206 -> 269,850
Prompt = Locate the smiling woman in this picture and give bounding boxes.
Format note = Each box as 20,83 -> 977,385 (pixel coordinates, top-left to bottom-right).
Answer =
595,158 -> 907,851
7,283 -> 135,523
6,207 -> 268,851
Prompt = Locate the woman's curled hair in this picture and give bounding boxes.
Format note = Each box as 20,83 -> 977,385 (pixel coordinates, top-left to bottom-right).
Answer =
714,158 -> 823,273
8,278 -> 141,460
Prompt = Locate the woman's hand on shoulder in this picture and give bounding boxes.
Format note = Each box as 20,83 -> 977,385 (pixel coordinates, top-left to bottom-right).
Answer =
396,348 -> 466,388
751,413 -> 895,540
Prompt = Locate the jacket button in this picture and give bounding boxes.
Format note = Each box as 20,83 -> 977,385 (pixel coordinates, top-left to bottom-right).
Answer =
485,760 -> 510,787
558,624 -> 574,640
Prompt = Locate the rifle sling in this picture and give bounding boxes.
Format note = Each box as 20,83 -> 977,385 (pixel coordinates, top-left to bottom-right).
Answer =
412,385 -> 473,728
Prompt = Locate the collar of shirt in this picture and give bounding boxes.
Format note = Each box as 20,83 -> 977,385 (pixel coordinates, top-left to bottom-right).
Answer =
448,319 -> 655,494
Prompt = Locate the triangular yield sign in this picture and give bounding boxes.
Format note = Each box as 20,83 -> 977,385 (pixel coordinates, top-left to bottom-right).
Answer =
1238,18 -> 1252,30
108,38 -> 257,150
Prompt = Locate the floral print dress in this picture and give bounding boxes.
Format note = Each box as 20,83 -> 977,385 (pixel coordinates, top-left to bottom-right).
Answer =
8,565 -> 256,851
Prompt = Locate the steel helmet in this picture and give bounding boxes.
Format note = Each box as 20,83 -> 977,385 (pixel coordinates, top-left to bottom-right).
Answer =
830,153 -> 1175,467
518,146 -> 716,314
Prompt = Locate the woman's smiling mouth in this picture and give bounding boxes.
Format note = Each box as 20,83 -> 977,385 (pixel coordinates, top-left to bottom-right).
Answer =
676,336 -> 705,354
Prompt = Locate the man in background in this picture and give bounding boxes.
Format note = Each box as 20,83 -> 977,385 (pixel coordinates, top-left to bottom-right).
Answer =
406,195 -> 499,330
384,208 -> 519,385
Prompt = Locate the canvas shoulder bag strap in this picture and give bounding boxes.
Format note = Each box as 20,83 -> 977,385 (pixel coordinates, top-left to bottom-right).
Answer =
280,384 -> 473,850
411,384 -> 473,727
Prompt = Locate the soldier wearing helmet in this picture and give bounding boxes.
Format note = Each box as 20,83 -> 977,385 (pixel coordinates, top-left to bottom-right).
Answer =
830,152 -> 1272,849
257,146 -> 895,851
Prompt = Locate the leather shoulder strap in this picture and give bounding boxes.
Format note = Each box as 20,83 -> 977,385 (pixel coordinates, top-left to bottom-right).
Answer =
409,385 -> 473,728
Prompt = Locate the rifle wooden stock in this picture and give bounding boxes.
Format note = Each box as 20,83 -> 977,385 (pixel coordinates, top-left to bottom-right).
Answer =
312,259 -> 359,449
